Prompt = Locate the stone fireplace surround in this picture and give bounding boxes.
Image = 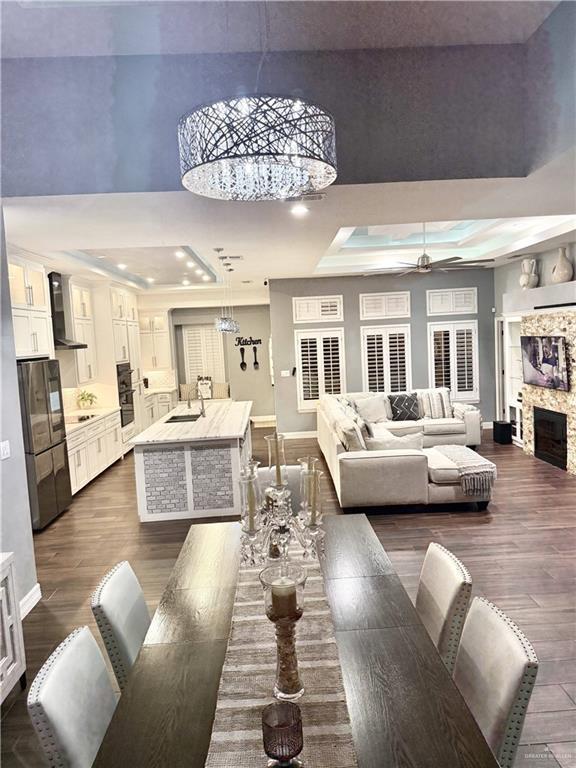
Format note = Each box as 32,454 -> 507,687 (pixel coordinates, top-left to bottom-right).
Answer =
521,310 -> 576,475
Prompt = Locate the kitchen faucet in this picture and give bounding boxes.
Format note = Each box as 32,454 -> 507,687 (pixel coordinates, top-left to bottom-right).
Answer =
197,385 -> 206,417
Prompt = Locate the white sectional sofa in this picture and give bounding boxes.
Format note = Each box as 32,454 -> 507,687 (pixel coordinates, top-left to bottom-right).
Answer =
317,389 -> 489,510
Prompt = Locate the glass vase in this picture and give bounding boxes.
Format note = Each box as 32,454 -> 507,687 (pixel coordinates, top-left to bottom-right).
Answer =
259,563 -> 307,700
264,432 -> 288,489
239,459 -> 262,535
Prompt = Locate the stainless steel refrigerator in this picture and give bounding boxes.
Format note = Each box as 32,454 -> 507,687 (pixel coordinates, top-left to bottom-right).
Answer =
17,359 -> 72,530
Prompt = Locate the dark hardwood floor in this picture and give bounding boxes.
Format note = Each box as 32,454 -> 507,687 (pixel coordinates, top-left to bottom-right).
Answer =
1,428 -> 575,767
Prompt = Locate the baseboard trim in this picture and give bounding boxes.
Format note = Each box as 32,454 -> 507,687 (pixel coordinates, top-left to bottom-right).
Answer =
482,421 -> 493,430
250,415 -> 276,425
283,431 -> 318,439
20,582 -> 42,619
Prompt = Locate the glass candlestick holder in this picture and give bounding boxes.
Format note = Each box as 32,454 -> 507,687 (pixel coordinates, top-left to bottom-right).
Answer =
297,455 -> 319,472
262,701 -> 304,768
299,468 -> 323,530
239,459 -> 262,535
259,563 -> 307,700
264,432 -> 288,488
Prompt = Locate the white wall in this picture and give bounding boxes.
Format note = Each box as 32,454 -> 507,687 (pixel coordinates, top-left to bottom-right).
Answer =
0,209 -> 39,608
494,243 -> 576,314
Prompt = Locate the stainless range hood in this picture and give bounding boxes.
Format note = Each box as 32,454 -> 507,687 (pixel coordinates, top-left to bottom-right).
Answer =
48,272 -> 87,350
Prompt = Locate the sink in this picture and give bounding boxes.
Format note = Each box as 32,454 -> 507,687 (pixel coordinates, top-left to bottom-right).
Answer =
166,414 -> 201,423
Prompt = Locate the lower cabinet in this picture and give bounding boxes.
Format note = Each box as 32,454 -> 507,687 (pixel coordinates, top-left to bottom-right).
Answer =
0,553 -> 26,704
67,412 -> 123,495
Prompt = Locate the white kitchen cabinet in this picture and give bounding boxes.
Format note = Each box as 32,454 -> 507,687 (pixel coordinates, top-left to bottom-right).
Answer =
153,332 -> 171,369
71,284 -> 92,319
12,309 -> 53,358
125,291 -> 138,322
113,319 -> 129,363
8,261 -> 28,309
0,553 -> 26,704
127,321 -> 142,381
139,313 -> 166,333
75,319 -> 97,384
8,257 -> 49,312
110,287 -> 126,320
87,434 -> 107,478
104,422 -> 122,464
69,444 -> 89,494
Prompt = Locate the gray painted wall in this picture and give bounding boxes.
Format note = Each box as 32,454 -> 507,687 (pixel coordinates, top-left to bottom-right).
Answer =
0,210 -> 38,604
269,270 -> 496,432
494,243 -> 576,314
172,305 -> 274,417
526,2 -> 576,172
1,43 -> 527,196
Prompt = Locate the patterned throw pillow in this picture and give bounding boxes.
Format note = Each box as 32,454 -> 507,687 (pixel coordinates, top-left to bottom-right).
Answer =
418,388 -> 453,419
388,392 -> 420,421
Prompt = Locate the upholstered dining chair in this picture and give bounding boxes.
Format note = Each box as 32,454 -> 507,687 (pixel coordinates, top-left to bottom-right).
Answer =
91,561 -> 151,690
453,597 -> 539,768
415,542 -> 472,673
28,626 -> 117,768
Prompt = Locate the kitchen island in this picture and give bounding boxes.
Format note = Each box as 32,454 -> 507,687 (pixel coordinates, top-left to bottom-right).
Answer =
132,400 -> 252,522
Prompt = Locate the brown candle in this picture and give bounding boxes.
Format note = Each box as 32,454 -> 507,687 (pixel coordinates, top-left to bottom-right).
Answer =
271,577 -> 298,620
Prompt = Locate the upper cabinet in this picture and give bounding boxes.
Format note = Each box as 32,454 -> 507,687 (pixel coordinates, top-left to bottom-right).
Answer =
138,313 -> 166,333
8,257 -> 49,312
71,284 -> 92,319
125,291 -> 138,322
110,286 -> 138,322
8,256 -> 53,358
139,312 -> 172,370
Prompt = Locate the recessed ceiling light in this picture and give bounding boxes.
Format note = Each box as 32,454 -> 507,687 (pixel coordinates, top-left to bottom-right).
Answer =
117,263 -> 127,270
186,260 -> 194,268
195,269 -> 204,276
202,275 -> 211,282
291,203 -> 309,217
175,250 -> 185,259
146,277 -> 155,283
182,278 -> 190,286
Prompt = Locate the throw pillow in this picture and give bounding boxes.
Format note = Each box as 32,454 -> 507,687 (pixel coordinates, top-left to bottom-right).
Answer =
418,388 -> 453,419
389,392 -> 420,421
352,394 -> 390,424
212,382 -> 230,399
335,417 -> 366,451
366,432 -> 424,450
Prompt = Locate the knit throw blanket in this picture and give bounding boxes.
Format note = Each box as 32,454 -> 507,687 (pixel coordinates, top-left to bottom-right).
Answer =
434,445 -> 497,496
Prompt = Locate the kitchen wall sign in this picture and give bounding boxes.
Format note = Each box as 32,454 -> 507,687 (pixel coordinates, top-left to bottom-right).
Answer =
234,336 -> 262,347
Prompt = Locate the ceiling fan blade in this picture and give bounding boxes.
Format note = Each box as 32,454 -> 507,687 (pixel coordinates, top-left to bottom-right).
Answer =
429,257 -> 461,267
441,264 -> 490,270
398,261 -> 417,267
398,269 -> 416,277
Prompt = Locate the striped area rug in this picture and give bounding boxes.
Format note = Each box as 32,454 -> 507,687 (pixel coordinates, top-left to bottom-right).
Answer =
204,553 -> 359,767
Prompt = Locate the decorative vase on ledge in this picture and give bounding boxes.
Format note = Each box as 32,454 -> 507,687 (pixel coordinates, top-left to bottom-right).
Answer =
519,258 -> 539,290
551,247 -> 573,284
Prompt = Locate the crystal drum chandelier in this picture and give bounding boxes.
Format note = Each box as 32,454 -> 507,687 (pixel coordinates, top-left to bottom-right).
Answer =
178,95 -> 337,201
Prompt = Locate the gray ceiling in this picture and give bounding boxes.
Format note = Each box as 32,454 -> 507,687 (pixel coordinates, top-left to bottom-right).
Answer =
1,1 -> 559,59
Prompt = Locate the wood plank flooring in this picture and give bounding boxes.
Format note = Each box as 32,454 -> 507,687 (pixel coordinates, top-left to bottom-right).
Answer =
1,429 -> 575,767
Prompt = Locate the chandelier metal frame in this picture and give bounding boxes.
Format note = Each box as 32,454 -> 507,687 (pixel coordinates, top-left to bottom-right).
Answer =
178,94 -> 337,202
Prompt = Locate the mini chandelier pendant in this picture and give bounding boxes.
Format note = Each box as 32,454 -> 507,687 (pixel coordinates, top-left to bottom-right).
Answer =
178,94 -> 337,201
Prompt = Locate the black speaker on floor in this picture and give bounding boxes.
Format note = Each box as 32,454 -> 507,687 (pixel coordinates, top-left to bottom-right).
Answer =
493,421 -> 512,445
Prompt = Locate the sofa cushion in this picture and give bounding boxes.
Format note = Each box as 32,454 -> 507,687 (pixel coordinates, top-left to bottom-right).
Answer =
422,418 -> 466,436
372,420 -> 424,437
334,417 -> 366,451
366,431 -> 424,450
352,394 -> 391,424
389,392 -> 420,421
424,447 -> 460,484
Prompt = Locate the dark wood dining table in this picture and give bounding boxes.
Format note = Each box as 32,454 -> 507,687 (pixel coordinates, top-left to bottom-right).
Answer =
94,514 -> 499,768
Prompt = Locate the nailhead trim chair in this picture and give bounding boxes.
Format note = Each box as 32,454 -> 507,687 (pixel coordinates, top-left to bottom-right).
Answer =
91,561 -> 151,690
453,597 -> 539,768
27,626 -> 117,768
415,542 -> 472,673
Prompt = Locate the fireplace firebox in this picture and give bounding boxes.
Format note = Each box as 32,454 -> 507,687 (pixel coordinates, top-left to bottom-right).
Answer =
533,407 -> 567,470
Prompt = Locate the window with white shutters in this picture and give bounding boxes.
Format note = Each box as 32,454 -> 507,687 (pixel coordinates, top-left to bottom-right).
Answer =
428,321 -> 479,401
361,325 -> 411,393
359,292 -> 411,320
293,296 -> 344,323
426,288 -> 477,316
183,325 -> 226,384
295,328 -> 346,410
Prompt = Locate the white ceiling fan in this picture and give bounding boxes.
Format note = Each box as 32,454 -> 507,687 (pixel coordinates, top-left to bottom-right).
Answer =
363,222 -> 494,276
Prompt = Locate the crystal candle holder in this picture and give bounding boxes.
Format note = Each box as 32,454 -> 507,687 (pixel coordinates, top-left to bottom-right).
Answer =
265,432 -> 288,488
259,563 -> 307,700
299,468 -> 323,529
239,459 -> 262,535
262,701 -> 304,768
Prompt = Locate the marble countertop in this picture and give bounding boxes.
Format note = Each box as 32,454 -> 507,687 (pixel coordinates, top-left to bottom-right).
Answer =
132,400 -> 253,446
144,387 -> 178,395
64,407 -> 121,434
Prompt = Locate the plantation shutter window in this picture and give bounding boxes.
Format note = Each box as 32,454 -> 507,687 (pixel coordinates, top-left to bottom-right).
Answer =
183,325 -> 226,384
361,325 -> 411,393
295,329 -> 346,410
428,321 -> 479,401
359,292 -> 411,320
293,295 -> 344,323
